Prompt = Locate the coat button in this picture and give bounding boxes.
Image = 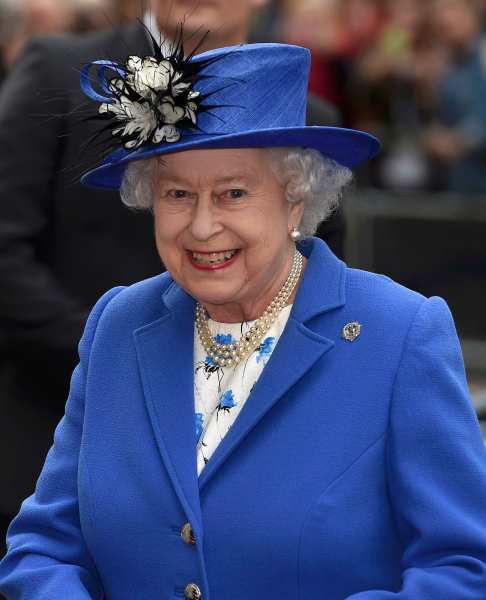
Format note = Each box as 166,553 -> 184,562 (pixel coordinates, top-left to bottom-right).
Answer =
181,522 -> 196,545
184,582 -> 201,599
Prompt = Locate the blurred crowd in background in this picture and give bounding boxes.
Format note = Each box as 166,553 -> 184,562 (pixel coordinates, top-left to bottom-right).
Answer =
256,0 -> 486,195
2,0 -> 486,195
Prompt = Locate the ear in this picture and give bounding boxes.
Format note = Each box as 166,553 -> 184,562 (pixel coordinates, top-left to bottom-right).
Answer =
288,200 -> 305,230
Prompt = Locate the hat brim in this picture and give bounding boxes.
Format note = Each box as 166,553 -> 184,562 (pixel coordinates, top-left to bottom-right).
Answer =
81,126 -> 380,190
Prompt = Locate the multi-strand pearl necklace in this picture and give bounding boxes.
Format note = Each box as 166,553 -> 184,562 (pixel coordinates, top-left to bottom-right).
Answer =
195,249 -> 304,368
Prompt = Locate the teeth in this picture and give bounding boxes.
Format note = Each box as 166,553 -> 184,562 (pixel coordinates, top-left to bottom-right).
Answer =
192,250 -> 237,265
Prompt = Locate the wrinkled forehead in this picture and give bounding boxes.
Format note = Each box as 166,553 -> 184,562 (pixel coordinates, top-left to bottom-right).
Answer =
154,147 -> 272,186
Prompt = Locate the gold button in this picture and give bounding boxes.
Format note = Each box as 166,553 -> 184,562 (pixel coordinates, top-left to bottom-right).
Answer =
181,522 -> 196,545
184,582 -> 201,599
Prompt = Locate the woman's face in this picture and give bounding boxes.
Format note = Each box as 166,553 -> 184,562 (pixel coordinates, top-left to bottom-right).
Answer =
153,148 -> 303,322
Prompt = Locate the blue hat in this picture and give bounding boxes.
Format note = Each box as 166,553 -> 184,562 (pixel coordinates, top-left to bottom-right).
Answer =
80,42 -> 380,190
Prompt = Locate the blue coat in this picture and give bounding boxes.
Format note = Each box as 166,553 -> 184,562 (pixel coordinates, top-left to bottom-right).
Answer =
1,238 -> 486,599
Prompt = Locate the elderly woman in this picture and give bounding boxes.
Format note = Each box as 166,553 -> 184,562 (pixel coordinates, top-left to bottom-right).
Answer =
0,40 -> 485,600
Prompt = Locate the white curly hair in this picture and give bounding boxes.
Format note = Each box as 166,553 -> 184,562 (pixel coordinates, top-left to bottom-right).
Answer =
119,147 -> 352,237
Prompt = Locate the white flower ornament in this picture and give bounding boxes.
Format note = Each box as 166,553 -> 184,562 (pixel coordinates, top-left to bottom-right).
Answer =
126,56 -> 173,99
81,31 -> 212,151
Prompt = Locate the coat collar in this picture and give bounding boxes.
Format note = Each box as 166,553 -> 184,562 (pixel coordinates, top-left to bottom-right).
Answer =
291,237 -> 346,322
133,238 -> 346,527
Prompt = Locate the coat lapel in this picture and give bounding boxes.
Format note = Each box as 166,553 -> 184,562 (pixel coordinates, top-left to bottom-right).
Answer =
199,239 -> 347,490
133,283 -> 202,532
198,317 -> 335,490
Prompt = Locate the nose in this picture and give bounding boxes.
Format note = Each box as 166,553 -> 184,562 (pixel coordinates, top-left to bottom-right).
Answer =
189,194 -> 224,241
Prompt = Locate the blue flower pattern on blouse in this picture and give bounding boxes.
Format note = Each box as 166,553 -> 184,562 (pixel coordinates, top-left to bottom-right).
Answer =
214,333 -> 234,345
195,412 -> 204,440
218,389 -> 237,413
194,304 -> 292,475
195,334 -> 235,386
256,336 -> 275,364
196,355 -> 223,386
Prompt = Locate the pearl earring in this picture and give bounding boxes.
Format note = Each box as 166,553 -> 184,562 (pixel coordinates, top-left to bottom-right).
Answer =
290,227 -> 301,242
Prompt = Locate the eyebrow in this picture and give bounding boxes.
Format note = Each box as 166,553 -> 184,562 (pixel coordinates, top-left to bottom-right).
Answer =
160,172 -> 258,186
214,173 -> 256,184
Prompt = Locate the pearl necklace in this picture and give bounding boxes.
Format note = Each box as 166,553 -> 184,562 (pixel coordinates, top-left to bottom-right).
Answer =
195,249 -> 303,368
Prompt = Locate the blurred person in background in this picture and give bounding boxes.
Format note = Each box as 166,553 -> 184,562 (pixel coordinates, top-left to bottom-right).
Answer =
70,0 -> 118,33
0,0 -> 23,82
346,0 -> 444,190
0,0 -> 116,80
424,0 -> 486,194
277,0 -> 344,108
0,0 -> 74,79
277,0 -> 383,115
0,0 -> 341,559
23,0 -> 76,35
338,0 -> 384,57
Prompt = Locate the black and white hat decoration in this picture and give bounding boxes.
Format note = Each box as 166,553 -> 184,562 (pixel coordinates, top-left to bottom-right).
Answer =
81,27 -> 229,151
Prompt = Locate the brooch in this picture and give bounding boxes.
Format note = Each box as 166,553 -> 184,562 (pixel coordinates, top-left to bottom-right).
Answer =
342,321 -> 361,342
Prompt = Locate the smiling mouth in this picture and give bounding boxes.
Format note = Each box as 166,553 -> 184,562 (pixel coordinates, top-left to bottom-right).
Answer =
190,249 -> 239,266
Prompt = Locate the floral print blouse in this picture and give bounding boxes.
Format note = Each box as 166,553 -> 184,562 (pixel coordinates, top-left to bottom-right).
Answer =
194,304 -> 293,475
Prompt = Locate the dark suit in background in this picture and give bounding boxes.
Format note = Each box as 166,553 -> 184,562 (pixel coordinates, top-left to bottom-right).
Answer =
0,24 -> 160,532
0,22 -> 343,549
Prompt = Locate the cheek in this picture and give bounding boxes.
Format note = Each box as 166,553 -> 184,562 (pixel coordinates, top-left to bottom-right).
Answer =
244,206 -> 292,252
234,198 -> 290,245
236,218 -> 291,279
154,203 -> 188,238
153,210 -> 187,264
228,209 -> 272,252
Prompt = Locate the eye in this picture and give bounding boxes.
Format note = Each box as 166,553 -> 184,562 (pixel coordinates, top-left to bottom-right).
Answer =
222,188 -> 246,200
165,190 -> 191,200
168,189 -> 189,199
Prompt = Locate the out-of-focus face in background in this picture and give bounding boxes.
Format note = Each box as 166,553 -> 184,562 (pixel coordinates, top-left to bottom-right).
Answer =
0,0 -> 73,68
152,0 -> 268,48
70,0 -> 117,33
385,0 -> 425,34
278,0 -> 383,60
431,0 -> 480,50
278,0 -> 342,54
0,0 -> 116,69
24,0 -> 74,35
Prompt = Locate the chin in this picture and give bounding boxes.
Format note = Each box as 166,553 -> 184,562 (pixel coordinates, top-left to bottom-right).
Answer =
190,284 -> 241,309
193,291 -> 235,308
